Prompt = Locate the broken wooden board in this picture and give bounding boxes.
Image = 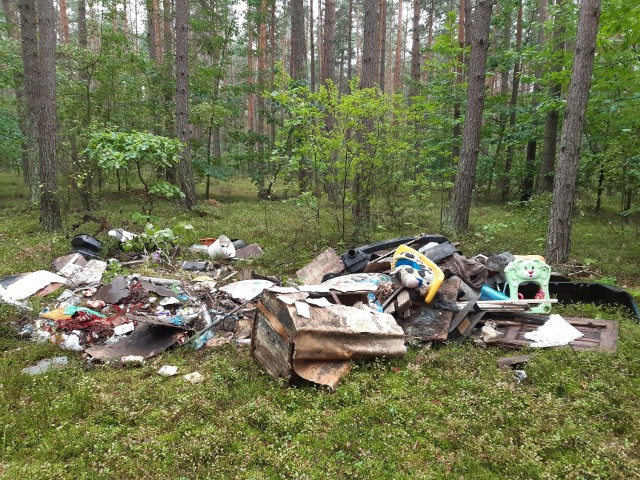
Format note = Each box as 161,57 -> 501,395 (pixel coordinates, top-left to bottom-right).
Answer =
296,248 -> 345,285
489,317 -> 619,352
252,290 -> 406,389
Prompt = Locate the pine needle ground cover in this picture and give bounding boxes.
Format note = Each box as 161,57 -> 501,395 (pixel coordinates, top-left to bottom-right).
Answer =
1,176 -> 639,479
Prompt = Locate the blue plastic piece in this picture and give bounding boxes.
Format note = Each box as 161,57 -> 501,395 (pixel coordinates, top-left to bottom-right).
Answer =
480,284 -> 510,301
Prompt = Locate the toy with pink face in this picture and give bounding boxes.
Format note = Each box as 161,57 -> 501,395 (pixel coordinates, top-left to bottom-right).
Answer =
504,257 -> 552,314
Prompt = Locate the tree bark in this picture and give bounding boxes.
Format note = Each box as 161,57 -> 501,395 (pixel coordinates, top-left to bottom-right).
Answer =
310,0 -> 316,92
146,0 -> 158,61
36,0 -> 62,230
538,0 -> 565,193
290,0 -> 306,81
422,0 -> 435,82
175,0 -> 196,207
18,0 -> 40,201
322,0 -> 336,85
59,0 -> 70,43
452,0 -> 465,162
448,0 -> 493,233
347,0 -> 353,89
409,0 -> 420,97
545,0 -> 600,264
392,0 -> 403,94
377,0 -> 387,91
353,0 -> 380,240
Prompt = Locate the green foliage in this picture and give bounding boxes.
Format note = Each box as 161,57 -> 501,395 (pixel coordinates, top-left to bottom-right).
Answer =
84,129 -> 184,213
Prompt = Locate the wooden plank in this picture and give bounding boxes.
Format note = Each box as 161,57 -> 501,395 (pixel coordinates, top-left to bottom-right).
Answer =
296,248 -> 344,285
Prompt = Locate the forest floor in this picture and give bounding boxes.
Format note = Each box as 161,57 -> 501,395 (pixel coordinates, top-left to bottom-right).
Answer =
1,174 -> 639,479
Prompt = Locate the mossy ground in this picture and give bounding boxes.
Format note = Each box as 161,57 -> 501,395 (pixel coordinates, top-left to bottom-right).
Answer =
1,174 -> 639,479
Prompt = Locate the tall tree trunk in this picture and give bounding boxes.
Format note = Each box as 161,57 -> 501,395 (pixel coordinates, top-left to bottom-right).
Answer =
347,0 -> 353,89
377,0 -> 387,91
146,0 -> 158,61
18,0 -> 40,200
163,0 -> 172,59
354,0 -> 380,240
310,0 -> 316,92
499,0 -> 522,202
448,0 -> 493,233
422,0 -> 435,82
322,0 -> 336,85
290,0 -> 306,80
409,0 -> 420,97
247,4 -> 255,132
175,0 -> 196,207
545,0 -> 601,264
538,0 -> 565,193
269,0 -> 276,144
59,0 -> 70,43
153,0 -> 163,61
451,0 -> 465,162
37,0 -> 62,230
392,0 -> 403,93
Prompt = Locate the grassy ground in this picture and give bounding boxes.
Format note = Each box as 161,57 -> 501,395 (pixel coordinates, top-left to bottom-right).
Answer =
1,173 -> 639,479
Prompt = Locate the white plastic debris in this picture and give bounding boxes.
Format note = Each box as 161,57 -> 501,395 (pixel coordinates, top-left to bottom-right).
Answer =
207,235 -> 236,259
108,228 -> 137,243
61,332 -> 83,351
524,314 -> 584,348
5,270 -> 69,300
220,279 -> 275,302
113,323 -> 135,336
157,365 -> 179,376
183,371 -> 204,384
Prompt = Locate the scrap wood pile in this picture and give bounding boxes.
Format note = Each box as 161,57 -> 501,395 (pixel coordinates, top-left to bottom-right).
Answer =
2,231 -> 634,389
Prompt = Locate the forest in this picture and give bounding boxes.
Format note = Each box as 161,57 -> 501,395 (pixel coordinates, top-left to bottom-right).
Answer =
2,1 -> 640,478
1,0 -> 638,262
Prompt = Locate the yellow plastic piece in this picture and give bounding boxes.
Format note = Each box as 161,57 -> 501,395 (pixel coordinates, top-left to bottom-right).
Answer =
392,244 -> 445,304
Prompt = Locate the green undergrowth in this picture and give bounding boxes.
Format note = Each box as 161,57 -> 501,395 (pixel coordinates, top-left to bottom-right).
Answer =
1,174 -> 640,478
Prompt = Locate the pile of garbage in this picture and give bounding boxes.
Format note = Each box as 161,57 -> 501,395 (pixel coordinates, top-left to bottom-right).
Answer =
2,231 -> 637,389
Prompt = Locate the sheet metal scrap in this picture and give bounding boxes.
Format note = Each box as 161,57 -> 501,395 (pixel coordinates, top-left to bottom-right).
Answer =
85,323 -> 187,362
252,290 -> 406,389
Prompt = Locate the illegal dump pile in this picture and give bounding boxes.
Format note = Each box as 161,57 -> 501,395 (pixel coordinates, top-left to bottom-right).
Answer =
2,231 -> 636,389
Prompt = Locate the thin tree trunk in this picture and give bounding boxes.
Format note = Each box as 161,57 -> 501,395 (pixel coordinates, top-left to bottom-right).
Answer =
354,0 -> 380,240
347,0 -> 353,89
538,0 -> 565,193
377,0 -> 387,91
322,0 -> 336,85
310,0 -> 316,92
37,0 -> 62,229
545,0 -> 601,264
521,0 -> 547,200
500,0 -> 522,202
247,4 -> 255,132
59,0 -> 70,43
409,0 -> 420,97
448,0 -> 493,233
392,0 -> 403,93
153,0 -> 163,61
451,0 -> 465,162
421,0 -> 435,82
18,0 -> 40,201
175,0 -> 196,207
